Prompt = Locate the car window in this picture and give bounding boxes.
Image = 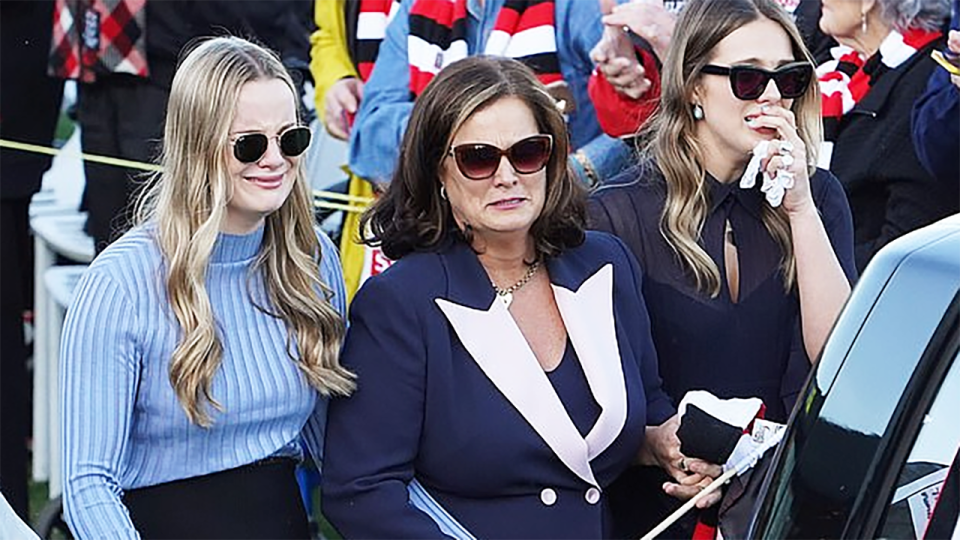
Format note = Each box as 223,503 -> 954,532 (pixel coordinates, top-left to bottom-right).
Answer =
747,220 -> 960,540
876,349 -> 960,539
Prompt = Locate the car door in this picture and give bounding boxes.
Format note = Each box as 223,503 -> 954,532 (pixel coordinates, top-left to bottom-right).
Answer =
747,215 -> 960,539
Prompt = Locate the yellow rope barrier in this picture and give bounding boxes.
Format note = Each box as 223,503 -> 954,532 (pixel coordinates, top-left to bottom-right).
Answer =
1,138 -> 374,212
314,190 -> 374,204
0,138 -> 162,172
314,200 -> 370,214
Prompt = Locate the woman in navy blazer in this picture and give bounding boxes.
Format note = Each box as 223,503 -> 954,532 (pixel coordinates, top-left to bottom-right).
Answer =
320,56 -> 722,539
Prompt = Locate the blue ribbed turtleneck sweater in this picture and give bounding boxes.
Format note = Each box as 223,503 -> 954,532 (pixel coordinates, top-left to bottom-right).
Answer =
60,224 -> 346,539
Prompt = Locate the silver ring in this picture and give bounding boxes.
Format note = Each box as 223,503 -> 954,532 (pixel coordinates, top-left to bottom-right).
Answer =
680,458 -> 688,472
779,140 -> 794,155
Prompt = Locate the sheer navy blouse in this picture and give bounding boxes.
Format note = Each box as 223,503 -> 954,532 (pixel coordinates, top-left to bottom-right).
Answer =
588,163 -> 856,421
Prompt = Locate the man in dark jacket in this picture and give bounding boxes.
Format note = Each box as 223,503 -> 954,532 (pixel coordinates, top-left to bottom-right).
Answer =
0,0 -> 64,520
912,0 -> 959,183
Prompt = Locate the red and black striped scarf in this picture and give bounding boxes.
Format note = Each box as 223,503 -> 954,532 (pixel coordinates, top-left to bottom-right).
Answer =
816,27 -> 941,166
354,0 -> 401,81
407,0 -> 562,96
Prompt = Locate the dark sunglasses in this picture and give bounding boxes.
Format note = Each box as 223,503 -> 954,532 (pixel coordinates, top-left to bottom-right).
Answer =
700,62 -> 813,100
231,126 -> 311,164
448,134 -> 553,180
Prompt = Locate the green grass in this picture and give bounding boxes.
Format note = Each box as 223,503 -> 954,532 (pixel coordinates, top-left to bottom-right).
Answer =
28,479 -> 49,526
306,485 -> 341,540
52,112 -> 75,148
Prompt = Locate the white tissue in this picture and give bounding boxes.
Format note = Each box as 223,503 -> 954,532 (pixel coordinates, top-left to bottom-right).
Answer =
739,140 -> 768,190
740,140 -> 794,208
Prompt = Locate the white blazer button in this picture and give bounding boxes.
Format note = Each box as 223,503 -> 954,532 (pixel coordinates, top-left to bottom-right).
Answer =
540,488 -> 557,506
585,487 -> 601,504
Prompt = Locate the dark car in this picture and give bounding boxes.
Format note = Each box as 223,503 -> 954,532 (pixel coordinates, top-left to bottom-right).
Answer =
745,214 -> 960,539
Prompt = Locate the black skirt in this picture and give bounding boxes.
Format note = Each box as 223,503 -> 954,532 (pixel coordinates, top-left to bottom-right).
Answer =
124,458 -> 310,539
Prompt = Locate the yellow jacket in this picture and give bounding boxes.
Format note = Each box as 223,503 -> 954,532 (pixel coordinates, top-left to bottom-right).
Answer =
309,0 -> 357,122
309,0 -> 375,303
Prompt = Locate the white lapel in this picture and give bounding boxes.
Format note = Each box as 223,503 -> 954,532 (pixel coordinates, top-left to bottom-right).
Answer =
435,296 -> 598,487
434,264 -> 626,487
552,264 -> 627,460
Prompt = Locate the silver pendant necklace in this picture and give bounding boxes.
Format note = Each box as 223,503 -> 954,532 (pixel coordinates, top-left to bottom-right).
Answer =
492,260 -> 541,308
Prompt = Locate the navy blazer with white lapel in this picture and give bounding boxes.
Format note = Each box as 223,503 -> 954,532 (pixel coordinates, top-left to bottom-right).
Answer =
321,231 -> 675,540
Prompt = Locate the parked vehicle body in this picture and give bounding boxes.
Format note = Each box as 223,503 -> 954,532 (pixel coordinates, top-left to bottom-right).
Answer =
747,214 -> 960,539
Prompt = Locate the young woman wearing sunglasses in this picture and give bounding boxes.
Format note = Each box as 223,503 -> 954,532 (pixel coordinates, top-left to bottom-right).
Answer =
320,55 -> 723,539
60,37 -> 354,539
588,0 -> 857,537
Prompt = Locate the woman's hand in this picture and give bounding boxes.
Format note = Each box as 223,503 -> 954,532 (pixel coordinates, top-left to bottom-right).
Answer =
638,414 -> 682,472
639,414 -> 724,508
664,458 -> 724,509
749,104 -> 816,218
324,77 -> 364,141
750,106 -> 852,362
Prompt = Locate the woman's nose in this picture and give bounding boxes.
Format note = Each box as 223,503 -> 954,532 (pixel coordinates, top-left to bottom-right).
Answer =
258,137 -> 286,166
492,155 -> 519,185
758,78 -> 783,103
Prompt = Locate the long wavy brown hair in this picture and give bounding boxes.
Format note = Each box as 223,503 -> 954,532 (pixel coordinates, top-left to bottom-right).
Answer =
136,37 -> 354,426
360,56 -> 586,261
640,0 -> 822,296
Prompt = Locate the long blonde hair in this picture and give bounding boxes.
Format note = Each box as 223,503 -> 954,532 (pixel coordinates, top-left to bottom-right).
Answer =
136,37 -> 354,426
642,0 -> 822,296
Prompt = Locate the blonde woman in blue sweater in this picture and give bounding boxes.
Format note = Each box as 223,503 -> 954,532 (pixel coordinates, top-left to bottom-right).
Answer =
60,37 -> 354,539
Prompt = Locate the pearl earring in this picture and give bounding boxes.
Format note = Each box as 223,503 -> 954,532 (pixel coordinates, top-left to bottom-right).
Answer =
692,103 -> 705,120
861,12 -> 868,34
